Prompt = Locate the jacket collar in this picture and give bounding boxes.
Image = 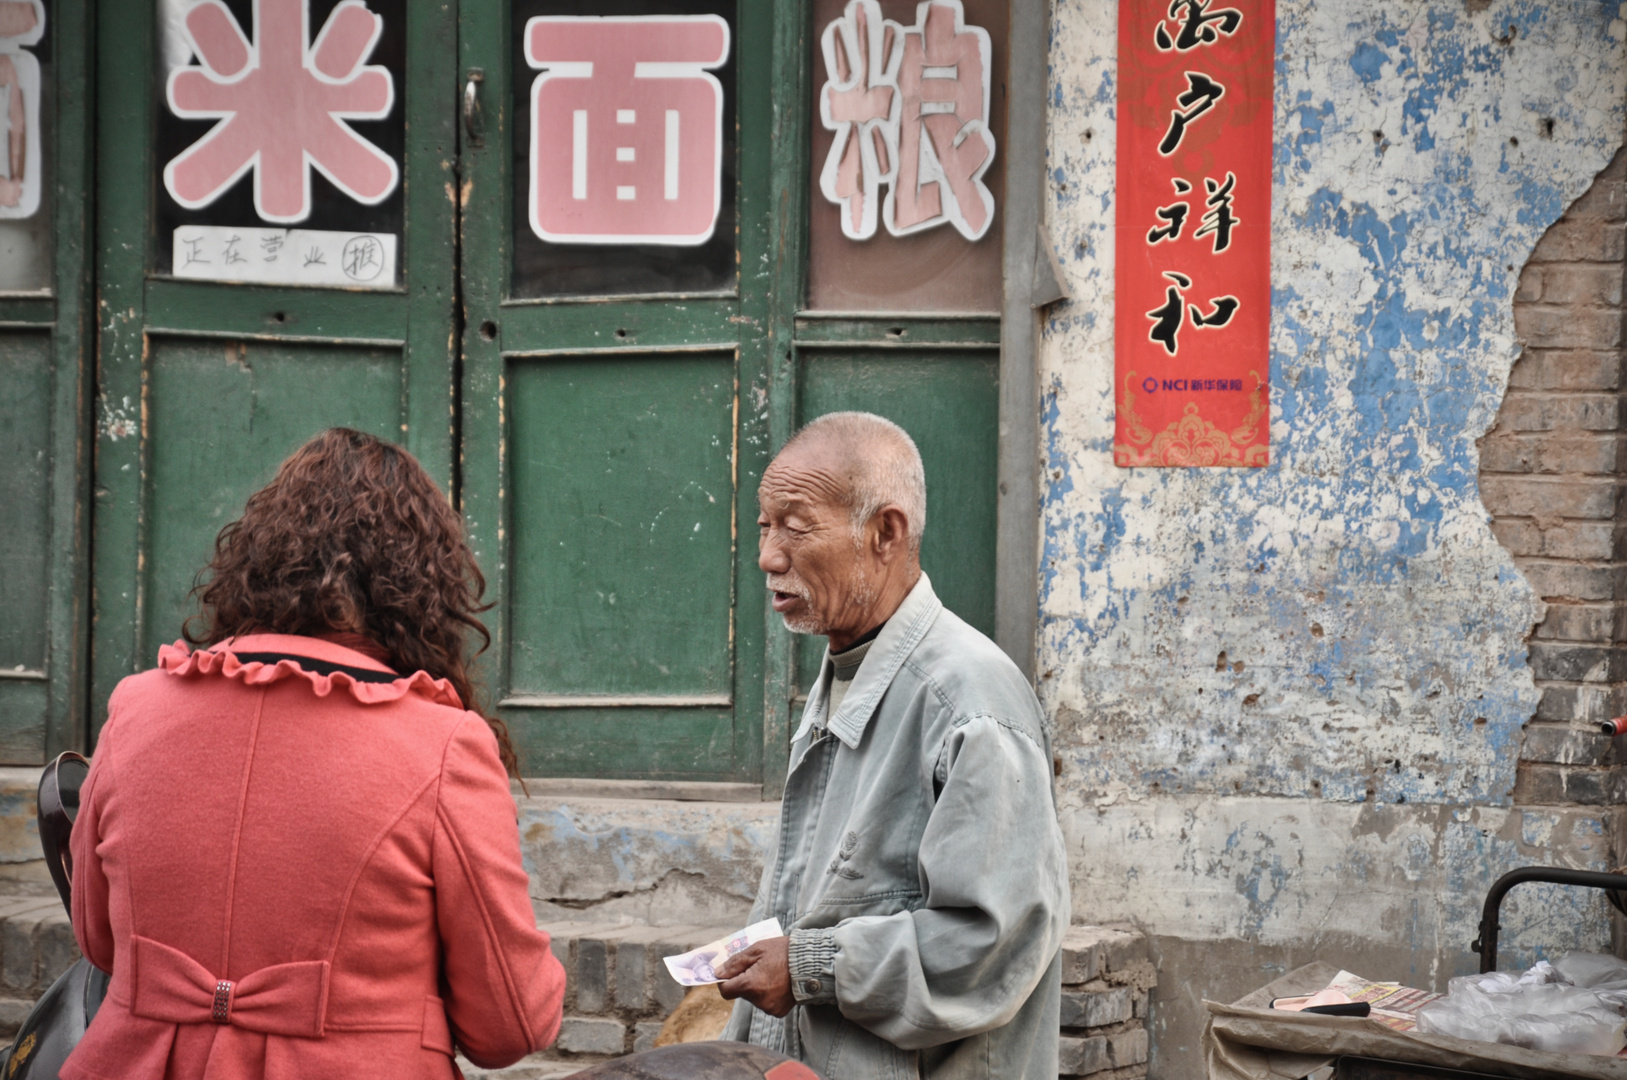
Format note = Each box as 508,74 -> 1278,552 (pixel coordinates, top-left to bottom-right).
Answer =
794,573 -> 943,750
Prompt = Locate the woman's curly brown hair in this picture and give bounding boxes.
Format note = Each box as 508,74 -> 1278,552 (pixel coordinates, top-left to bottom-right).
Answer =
184,428 -> 520,778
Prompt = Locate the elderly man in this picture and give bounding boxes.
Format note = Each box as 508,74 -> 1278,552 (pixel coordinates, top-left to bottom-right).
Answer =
717,412 -> 1069,1080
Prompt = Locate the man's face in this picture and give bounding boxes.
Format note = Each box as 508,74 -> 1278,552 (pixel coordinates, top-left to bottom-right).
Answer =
756,443 -> 875,638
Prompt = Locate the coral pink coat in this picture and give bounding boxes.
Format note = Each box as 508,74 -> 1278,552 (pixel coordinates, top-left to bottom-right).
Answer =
63,634 -> 565,1080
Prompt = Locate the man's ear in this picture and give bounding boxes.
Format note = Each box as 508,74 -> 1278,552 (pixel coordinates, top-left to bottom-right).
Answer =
872,506 -> 911,563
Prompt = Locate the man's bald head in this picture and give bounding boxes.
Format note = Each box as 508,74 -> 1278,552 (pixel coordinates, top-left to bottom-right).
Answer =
779,412 -> 926,552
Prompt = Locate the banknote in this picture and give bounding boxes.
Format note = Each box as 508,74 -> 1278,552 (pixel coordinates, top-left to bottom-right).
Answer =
662,918 -> 785,986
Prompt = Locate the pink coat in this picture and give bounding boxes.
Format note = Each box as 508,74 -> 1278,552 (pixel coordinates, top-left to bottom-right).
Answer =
64,634 -> 565,1080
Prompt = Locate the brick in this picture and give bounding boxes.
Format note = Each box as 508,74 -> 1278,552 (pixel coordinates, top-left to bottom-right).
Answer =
1515,266 -> 1543,302
1058,1034 -> 1111,1076
1518,561 -> 1621,602
1527,642 -> 1622,683
1540,265 -> 1625,307
575,938 -> 608,1014
1493,393 -> 1620,433
633,1021 -> 664,1054
1477,436 -> 1537,474
1479,476 -> 1618,519
1060,939 -> 1102,985
1507,349 -> 1623,392
1561,170 -> 1627,224
1521,723 -> 1614,766
556,1017 -> 626,1055
1534,601 -> 1618,641
615,931 -> 662,1010
1061,986 -> 1132,1028
1108,1028 -> 1150,1067
1512,761 -> 1627,805
1132,989 -> 1148,1019
1534,684 -> 1627,725
1519,306 -> 1624,350
1535,220 -> 1627,263
1479,431 -> 1625,476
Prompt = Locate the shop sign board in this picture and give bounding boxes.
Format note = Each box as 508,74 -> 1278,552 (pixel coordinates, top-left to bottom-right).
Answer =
1114,0 -> 1273,467
524,15 -> 729,246
160,0 -> 400,288
815,0 -> 995,242
0,0 -> 43,220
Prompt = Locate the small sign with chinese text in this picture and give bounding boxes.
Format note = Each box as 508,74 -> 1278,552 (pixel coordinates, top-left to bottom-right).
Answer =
1114,0 -> 1272,467
172,227 -> 397,290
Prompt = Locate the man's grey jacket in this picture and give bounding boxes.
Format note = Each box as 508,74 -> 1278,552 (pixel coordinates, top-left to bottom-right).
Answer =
724,574 -> 1070,1080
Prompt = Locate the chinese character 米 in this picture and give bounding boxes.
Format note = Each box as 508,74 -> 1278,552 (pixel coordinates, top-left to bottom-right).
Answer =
164,0 -> 398,224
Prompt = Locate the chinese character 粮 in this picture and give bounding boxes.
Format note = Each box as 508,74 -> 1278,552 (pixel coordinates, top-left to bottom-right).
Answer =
1154,0 -> 1243,52
525,15 -> 729,245
1192,172 -> 1236,253
164,0 -> 398,224
817,0 -> 996,241
0,0 -> 44,219
1146,270 -> 1239,355
1158,72 -> 1224,156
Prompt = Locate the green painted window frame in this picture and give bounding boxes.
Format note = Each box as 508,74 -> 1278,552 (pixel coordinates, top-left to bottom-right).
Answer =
0,0 -> 94,762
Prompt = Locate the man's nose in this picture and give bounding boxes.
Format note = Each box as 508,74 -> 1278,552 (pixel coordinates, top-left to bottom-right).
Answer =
759,533 -> 790,574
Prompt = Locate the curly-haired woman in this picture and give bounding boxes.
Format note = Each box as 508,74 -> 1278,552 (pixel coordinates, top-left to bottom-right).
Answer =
63,429 -> 564,1080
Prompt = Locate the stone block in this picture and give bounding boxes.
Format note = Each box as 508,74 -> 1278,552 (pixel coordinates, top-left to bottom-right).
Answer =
1108,1028 -> 1150,1067
575,938 -> 609,1014
1477,435 -> 1537,474
1494,393 -> 1620,433
1060,986 -> 1132,1028
1515,266 -> 1542,302
1537,221 -> 1627,263
1,914 -> 35,993
556,1017 -> 626,1056
1534,601 -> 1618,642
615,936 -> 648,1010
1562,172 -> 1627,224
36,912 -> 78,987
0,997 -> 31,1036
633,1021 -> 664,1054
1058,1034 -> 1110,1076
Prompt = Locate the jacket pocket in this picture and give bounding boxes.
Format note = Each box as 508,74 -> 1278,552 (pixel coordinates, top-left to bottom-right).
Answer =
421,995 -> 454,1055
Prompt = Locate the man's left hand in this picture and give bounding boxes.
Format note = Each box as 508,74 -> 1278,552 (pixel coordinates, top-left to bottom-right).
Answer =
717,937 -> 796,1017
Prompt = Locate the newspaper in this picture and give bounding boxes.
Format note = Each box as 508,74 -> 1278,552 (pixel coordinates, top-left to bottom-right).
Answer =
662,918 -> 785,987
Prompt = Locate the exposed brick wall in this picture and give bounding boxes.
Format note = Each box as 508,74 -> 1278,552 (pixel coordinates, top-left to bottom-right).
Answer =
1480,146 -> 1627,807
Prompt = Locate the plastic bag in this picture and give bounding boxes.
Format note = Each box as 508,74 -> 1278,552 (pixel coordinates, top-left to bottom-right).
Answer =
1415,959 -> 1627,1057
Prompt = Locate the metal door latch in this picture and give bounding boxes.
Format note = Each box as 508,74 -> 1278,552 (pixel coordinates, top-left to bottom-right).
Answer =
464,68 -> 484,147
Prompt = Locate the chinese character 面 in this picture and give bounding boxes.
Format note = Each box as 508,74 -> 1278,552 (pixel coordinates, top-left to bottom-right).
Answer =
1158,71 -> 1224,156
1145,270 -> 1239,355
1192,171 -> 1237,253
164,0 -> 398,225
0,0 -> 44,219
525,15 -> 729,245
1154,0 -> 1243,52
817,0 -> 996,241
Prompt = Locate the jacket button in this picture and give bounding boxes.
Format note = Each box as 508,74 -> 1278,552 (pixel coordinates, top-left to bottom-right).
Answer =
803,979 -> 823,995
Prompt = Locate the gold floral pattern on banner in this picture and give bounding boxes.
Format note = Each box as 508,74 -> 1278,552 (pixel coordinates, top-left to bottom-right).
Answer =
1115,371 -> 1268,467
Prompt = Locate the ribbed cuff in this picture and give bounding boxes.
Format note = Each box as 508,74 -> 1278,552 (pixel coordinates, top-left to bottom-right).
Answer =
788,927 -> 838,1004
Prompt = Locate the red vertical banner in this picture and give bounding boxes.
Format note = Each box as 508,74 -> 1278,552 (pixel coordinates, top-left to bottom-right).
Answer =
1114,0 -> 1273,467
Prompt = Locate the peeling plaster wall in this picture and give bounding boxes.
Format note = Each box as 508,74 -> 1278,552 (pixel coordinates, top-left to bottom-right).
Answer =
1042,1 -> 1627,1074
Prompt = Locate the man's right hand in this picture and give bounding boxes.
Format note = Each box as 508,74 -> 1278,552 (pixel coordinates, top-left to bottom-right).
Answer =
717,937 -> 796,1017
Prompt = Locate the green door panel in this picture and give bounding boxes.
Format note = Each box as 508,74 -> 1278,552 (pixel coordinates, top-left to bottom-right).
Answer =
792,349 -> 1000,692
507,353 -> 736,699
0,331 -> 54,759
139,338 -> 405,656
0,332 -> 53,674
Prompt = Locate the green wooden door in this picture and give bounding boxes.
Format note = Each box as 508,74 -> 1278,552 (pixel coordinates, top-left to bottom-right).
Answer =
89,0 -> 461,731
459,0 -> 1005,784
458,0 -> 778,781
0,0 -> 92,762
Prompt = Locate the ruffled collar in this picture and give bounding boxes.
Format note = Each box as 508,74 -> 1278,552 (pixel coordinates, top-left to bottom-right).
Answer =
157,634 -> 463,709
